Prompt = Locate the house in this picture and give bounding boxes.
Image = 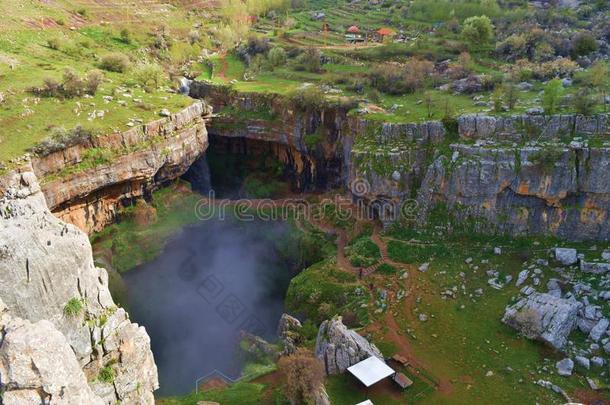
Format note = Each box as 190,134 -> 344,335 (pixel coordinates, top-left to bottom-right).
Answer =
345,25 -> 365,43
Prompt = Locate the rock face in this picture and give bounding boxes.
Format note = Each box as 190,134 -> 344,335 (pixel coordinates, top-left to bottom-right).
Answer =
32,101 -> 211,234
277,313 -> 302,355
314,317 -> 384,375
502,292 -> 582,350
0,166 -> 158,403
458,113 -> 610,141
0,298 -> 104,405
417,145 -> 610,240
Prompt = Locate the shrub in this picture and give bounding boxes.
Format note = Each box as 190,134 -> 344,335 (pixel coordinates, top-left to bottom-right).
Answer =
61,68 -> 85,98
98,366 -> 115,383
370,59 -> 433,95
63,297 -> 84,316
289,86 -> 326,110
85,70 -> 104,95
120,28 -> 132,44
47,37 -> 63,50
462,15 -> 494,46
573,89 -> 596,116
133,63 -> 164,91
278,349 -> 324,405
542,78 -> 563,115
294,48 -> 321,73
100,53 -> 131,73
571,32 -> 598,57
29,126 -> 92,156
268,47 -> 287,68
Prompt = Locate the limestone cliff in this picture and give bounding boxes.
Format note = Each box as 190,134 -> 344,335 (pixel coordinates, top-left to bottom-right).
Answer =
191,82 -> 610,240
0,166 -> 158,403
32,101 -> 212,234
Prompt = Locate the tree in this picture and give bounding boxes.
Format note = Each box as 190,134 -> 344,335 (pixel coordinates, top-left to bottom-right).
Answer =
588,61 -> 609,112
278,349 -> 325,405
462,15 -> 494,47
503,81 -> 519,111
423,91 -> 436,118
542,78 -> 563,115
492,87 -> 503,112
573,89 -> 596,116
268,47 -> 287,68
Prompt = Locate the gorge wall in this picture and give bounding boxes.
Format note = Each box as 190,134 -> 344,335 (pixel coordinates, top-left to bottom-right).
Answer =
191,81 -> 610,241
0,166 -> 158,403
31,101 -> 212,234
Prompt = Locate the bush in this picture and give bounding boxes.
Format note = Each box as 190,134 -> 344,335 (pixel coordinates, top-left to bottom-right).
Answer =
47,37 -> 63,50
370,59 -> 433,95
29,126 -> 92,156
100,53 -> 131,73
133,63 -> 164,91
63,297 -> 84,316
294,48 -> 322,73
289,86 -> 326,110
573,89 -> 596,116
61,68 -> 85,98
120,28 -> 132,44
571,32 -> 598,57
542,79 -> 563,115
268,47 -> 287,68
462,15 -> 494,47
98,366 -> 115,383
278,349 -> 324,405
85,70 -> 104,95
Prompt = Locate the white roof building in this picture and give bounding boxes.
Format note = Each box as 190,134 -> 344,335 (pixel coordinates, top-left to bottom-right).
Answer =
347,356 -> 395,388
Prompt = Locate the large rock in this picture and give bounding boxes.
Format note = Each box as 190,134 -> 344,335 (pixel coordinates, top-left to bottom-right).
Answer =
314,317 -> 384,375
0,166 -> 158,403
0,299 -> 104,405
554,248 -> 578,266
277,313 -> 302,355
502,292 -> 582,350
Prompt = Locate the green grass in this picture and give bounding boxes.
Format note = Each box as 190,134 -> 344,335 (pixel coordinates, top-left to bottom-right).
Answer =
63,297 -> 84,316
345,236 -> 381,267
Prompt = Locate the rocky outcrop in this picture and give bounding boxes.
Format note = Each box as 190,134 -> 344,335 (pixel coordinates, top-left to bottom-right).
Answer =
314,317 -> 384,375
458,113 -> 610,141
0,299 -> 104,405
31,101 -> 211,233
277,313 -> 302,355
0,166 -> 158,403
502,292 -> 582,350
417,144 -> 610,240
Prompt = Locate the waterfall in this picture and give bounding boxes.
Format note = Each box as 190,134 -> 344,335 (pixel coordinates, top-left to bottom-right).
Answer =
183,153 -> 213,195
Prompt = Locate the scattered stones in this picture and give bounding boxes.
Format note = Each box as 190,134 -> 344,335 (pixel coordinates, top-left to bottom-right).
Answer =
493,247 -> 502,255
418,313 -> 428,322
590,356 -> 605,367
556,358 -> 574,376
580,261 -> 610,274
159,109 -> 171,117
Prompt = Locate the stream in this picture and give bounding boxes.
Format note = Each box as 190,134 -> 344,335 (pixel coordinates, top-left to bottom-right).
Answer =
123,217 -> 295,396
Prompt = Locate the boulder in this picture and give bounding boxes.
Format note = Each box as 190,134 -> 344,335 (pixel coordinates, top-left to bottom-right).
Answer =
574,356 -> 590,370
556,358 -> 573,376
554,248 -> 578,266
580,261 -> 610,274
502,292 -> 582,350
589,318 -> 609,341
315,317 -> 384,375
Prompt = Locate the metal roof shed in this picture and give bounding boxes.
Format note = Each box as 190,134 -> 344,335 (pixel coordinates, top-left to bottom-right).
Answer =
347,356 -> 395,388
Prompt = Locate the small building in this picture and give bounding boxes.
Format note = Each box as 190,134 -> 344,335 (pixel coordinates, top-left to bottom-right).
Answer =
347,356 -> 395,389
392,372 -> 413,390
375,27 -> 396,42
345,25 -> 364,43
